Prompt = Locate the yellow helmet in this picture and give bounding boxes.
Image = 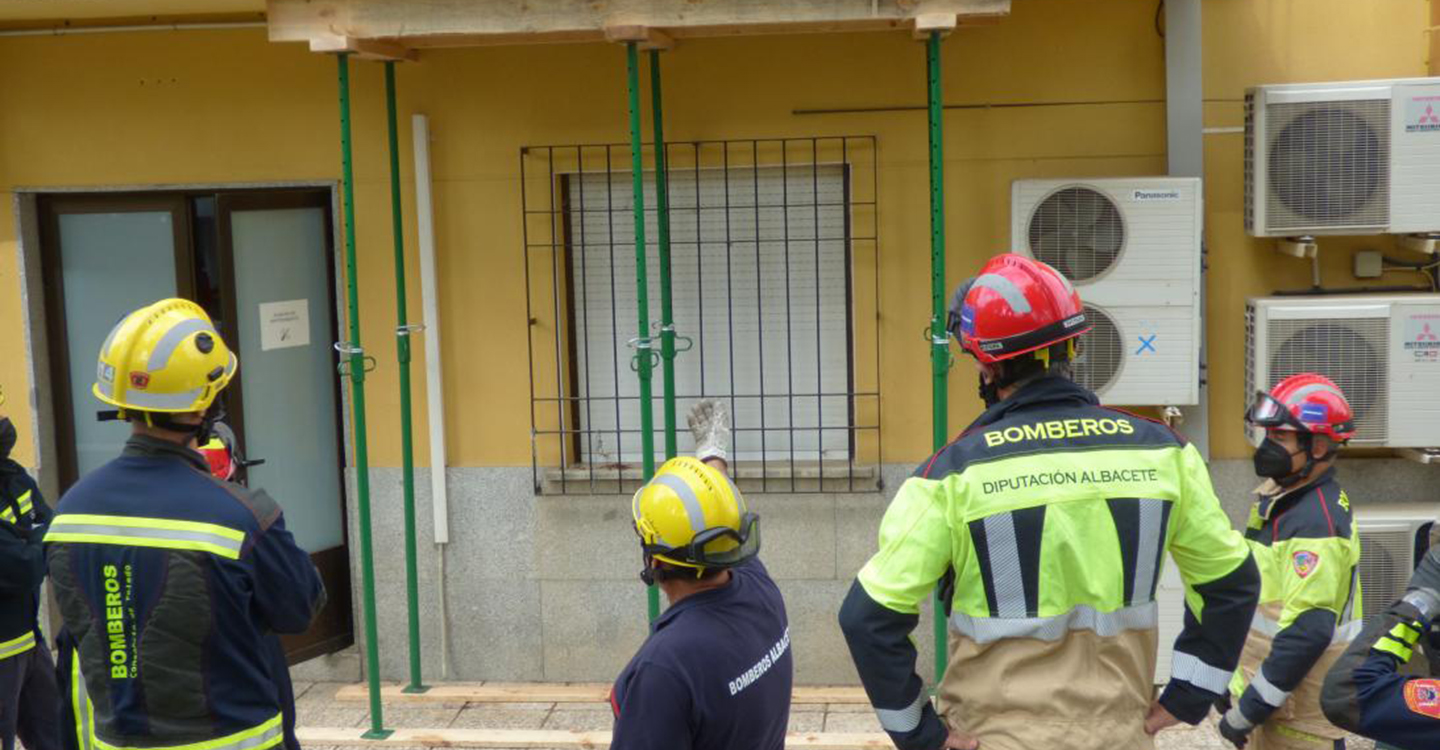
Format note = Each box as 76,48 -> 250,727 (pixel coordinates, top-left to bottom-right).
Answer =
93,298 -> 237,414
632,456 -> 759,573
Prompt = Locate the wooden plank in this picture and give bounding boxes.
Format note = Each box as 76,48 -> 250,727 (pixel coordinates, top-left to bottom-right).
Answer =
267,0 -> 1010,45
309,34 -> 418,61
911,12 -> 957,39
602,25 -> 674,50
298,727 -> 893,749
333,682 -> 869,705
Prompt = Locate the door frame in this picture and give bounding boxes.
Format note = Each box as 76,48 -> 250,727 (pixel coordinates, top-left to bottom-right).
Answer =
36,194 -> 196,487
214,189 -> 353,661
24,184 -> 355,662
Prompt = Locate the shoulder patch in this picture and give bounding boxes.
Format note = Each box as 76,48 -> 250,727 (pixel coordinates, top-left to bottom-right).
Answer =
211,478 -> 283,532
1404,679 -> 1440,719
1292,550 -> 1320,578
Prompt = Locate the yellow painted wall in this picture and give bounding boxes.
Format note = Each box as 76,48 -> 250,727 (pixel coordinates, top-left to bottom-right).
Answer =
0,0 -> 1426,471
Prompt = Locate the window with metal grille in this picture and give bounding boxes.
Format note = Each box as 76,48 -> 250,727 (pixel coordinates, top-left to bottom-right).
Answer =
522,137 -> 879,495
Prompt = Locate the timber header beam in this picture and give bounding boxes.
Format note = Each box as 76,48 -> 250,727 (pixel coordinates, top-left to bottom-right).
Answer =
268,0 -> 1009,49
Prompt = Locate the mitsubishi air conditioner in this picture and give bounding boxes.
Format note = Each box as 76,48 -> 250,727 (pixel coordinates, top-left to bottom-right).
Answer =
1245,77 -> 1440,237
1246,295 -> 1440,448
1012,177 -> 1202,406
1355,505 -> 1435,619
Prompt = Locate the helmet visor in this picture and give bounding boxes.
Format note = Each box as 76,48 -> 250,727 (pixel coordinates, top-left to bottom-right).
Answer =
1245,391 -> 1300,446
642,513 -> 761,569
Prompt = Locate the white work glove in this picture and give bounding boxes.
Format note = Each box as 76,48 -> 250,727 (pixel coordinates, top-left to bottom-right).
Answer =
687,399 -> 731,464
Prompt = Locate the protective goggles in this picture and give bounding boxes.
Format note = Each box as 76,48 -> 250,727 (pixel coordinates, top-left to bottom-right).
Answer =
640,513 -> 761,569
1244,390 -> 1354,446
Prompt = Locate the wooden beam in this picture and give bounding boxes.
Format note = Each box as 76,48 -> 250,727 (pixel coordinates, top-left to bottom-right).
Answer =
602,24 -> 674,50
308,33 -> 418,61
333,682 -> 870,705
268,0 -> 1010,46
297,727 -> 894,749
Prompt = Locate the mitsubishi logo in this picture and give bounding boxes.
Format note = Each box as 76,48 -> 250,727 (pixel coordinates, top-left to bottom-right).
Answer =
1423,105 -> 1440,126
1419,323 -> 1439,342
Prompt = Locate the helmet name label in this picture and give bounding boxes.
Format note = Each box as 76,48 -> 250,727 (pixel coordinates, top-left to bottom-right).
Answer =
983,417 -> 1135,448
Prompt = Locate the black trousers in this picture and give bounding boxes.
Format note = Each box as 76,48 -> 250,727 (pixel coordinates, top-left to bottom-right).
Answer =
0,639 -> 60,750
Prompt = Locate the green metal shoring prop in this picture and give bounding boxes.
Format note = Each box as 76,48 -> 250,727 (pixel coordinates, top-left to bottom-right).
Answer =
650,49 -> 679,463
926,30 -> 950,688
335,53 -> 391,740
625,42 -> 662,622
383,60 -> 428,695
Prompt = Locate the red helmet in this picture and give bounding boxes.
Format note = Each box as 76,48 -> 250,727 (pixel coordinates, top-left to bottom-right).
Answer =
948,253 -> 1090,364
1246,373 -> 1356,443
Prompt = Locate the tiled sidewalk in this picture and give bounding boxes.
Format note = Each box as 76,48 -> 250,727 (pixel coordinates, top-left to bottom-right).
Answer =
294,681 -> 1377,750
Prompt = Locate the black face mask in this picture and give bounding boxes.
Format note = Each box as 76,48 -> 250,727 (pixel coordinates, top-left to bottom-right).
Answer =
978,372 -> 1003,408
1253,437 -> 1308,485
0,418 -> 15,459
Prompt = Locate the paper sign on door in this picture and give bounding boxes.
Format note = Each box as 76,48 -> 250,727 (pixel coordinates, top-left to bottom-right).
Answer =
259,299 -> 311,351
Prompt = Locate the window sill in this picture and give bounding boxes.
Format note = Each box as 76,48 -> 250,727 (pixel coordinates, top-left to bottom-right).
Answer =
541,460 -> 881,495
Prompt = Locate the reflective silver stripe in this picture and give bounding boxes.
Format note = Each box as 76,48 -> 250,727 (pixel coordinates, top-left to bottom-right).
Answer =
47,518 -> 244,559
120,387 -> 206,411
0,631 -> 35,659
874,691 -> 928,734
1224,705 -> 1255,732
0,491 -> 30,524
1251,612 -> 1362,644
951,602 -> 1157,644
146,318 -> 215,372
1171,651 -> 1232,694
1132,499 -> 1165,603
982,513 -> 1027,618
971,273 -> 1032,314
100,319 -> 124,359
224,724 -> 284,750
651,474 -> 707,535
1249,669 -> 1290,708
1283,383 -> 1344,407
73,652 -> 93,750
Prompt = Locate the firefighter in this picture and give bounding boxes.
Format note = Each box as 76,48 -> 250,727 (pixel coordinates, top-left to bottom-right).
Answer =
838,253 -> 1260,750
45,298 -> 324,750
0,387 -> 60,750
1321,542 -> 1440,749
609,399 -> 793,750
1215,374 -> 1364,749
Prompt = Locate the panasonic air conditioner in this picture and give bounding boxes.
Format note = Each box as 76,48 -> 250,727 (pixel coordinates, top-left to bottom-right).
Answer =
1245,77 -> 1440,237
1245,295 -> 1440,448
1012,177 -> 1201,406
1355,505 -> 1435,619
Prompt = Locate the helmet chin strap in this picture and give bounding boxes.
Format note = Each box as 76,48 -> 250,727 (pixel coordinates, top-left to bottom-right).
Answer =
1277,433 -> 1332,489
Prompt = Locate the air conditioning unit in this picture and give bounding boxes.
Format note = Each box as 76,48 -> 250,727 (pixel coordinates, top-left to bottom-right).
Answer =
1245,77 -> 1440,237
1012,177 -> 1202,406
1355,505 -> 1435,619
1246,295 -> 1440,448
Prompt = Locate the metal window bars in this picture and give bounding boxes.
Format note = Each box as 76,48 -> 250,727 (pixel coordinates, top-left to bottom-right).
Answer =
522,136 -> 880,495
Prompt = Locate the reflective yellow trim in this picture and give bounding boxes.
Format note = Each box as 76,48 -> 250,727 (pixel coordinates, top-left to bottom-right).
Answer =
71,650 -> 93,750
91,713 -> 284,750
46,515 -> 245,560
1390,621 -> 1422,645
1374,636 -> 1413,663
0,490 -> 33,524
51,515 -> 244,541
0,630 -> 35,660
